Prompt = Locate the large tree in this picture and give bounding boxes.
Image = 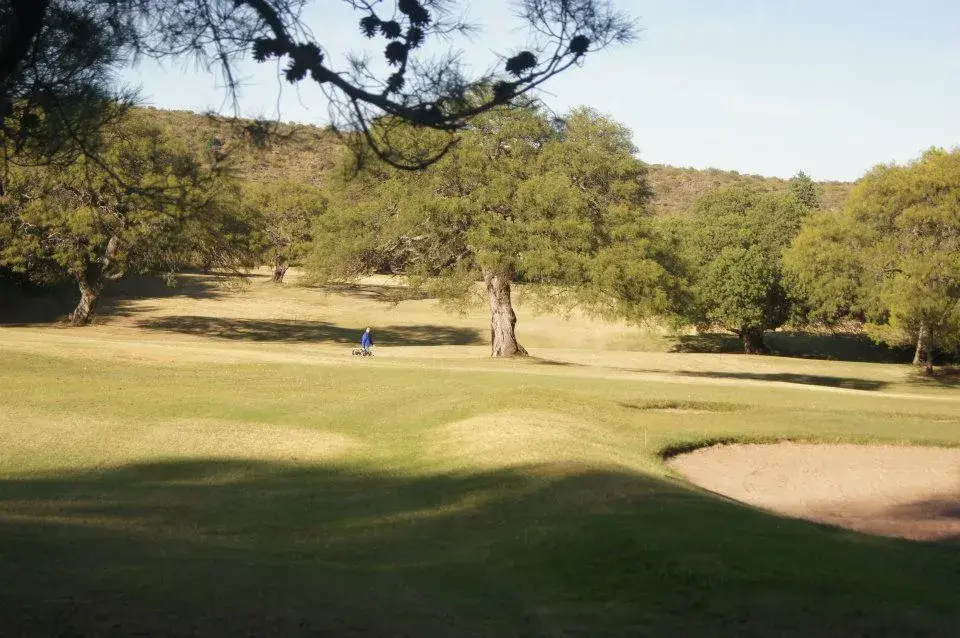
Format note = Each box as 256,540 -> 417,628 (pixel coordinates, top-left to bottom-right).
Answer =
0,111 -> 256,325
785,149 -> 960,374
679,186 -> 808,354
2,0 -> 634,170
311,105 -> 680,356
242,180 -> 326,283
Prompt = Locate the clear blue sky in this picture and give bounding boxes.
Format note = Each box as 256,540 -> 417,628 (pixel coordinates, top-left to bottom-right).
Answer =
122,0 -> 960,181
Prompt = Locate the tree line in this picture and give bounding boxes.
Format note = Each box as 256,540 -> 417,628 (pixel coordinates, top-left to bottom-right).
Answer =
2,102 -> 958,372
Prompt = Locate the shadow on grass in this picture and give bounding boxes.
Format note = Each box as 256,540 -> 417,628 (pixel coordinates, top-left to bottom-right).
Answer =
0,281 -> 77,325
908,368 -> 960,389
0,459 -> 958,637
137,315 -> 483,346
670,333 -> 745,354
105,274 -> 229,301
671,332 -> 913,364
320,282 -> 432,304
620,400 -> 746,413
1,274 -> 227,325
527,357 -> 582,368
675,370 -> 890,391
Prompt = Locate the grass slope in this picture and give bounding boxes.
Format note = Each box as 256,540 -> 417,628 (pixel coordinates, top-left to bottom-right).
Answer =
139,107 -> 344,188
1,272 -> 958,637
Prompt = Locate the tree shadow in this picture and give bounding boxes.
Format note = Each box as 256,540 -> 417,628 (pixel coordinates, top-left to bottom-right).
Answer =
620,400 -> 745,413
0,280 -> 77,325
105,274 -> 228,301
0,460 -> 958,637
674,370 -> 889,391
890,495 -> 960,520
806,486 -> 960,544
670,333 -> 744,354
137,316 -> 483,346
527,357 -> 582,368
908,368 -> 960,389
320,282 -> 432,304
671,332 -> 912,364
97,275 -> 228,318
1,274 -> 226,325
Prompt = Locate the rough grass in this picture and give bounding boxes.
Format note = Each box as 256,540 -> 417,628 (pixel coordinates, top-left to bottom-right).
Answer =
1,271 -> 959,636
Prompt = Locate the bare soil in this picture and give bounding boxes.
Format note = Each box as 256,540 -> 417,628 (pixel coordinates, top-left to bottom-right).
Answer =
669,443 -> 960,541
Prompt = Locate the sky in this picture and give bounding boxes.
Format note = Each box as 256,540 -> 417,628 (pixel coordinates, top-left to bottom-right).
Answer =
122,0 -> 960,181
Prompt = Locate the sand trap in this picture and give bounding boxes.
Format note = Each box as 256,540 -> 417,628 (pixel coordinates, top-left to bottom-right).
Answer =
669,443 -> 960,541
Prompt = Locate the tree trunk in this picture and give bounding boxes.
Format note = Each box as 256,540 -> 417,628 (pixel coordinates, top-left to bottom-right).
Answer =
69,276 -> 101,326
913,322 -> 934,375
741,327 -> 769,355
68,235 -> 120,326
273,257 -> 289,283
484,270 -> 527,357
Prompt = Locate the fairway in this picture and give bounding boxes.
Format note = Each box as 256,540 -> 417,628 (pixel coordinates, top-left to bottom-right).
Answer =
2,272 -> 960,637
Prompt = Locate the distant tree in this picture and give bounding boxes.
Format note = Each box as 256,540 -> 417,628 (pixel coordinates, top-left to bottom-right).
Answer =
785,149 -> 960,374
3,0 -> 635,170
789,171 -> 821,209
311,105 -> 681,356
680,186 -> 808,354
0,112 -> 256,325
242,180 -> 326,283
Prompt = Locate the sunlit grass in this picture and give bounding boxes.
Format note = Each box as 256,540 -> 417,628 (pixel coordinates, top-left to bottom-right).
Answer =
1,272 -> 959,636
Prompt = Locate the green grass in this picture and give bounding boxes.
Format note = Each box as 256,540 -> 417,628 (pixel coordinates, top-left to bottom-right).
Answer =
1,275 -> 959,636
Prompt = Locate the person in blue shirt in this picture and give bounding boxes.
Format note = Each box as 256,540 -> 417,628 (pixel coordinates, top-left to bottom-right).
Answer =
360,327 -> 373,354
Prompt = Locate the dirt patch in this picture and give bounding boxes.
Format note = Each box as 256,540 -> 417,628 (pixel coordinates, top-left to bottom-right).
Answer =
669,443 -> 960,541
621,400 -> 744,414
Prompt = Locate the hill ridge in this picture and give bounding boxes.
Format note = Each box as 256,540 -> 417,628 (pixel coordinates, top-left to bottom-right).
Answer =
139,106 -> 854,213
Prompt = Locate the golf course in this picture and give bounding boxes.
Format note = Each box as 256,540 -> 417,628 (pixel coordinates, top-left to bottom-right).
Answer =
6,0 -> 960,635
2,271 -> 958,637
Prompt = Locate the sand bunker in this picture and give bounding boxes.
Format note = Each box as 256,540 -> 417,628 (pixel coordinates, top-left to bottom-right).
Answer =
669,443 -> 960,541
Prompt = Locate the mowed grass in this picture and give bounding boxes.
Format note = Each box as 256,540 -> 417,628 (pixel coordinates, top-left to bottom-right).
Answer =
1,272 -> 959,636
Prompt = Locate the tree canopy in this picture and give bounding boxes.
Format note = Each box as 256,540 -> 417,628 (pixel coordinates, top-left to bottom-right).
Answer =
678,186 -> 808,353
785,149 -> 960,373
0,110 -> 256,325
311,104 -> 681,356
789,171 -> 821,209
241,180 -> 326,283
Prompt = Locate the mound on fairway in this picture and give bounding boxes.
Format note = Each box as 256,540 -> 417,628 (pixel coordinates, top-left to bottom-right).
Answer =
668,443 -> 960,541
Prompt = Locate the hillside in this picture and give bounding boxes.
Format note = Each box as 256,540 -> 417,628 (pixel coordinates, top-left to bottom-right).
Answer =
139,107 -> 345,188
646,165 -> 853,215
141,107 -> 854,212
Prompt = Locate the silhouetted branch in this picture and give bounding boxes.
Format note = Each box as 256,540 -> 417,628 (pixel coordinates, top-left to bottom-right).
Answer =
139,0 -> 636,169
